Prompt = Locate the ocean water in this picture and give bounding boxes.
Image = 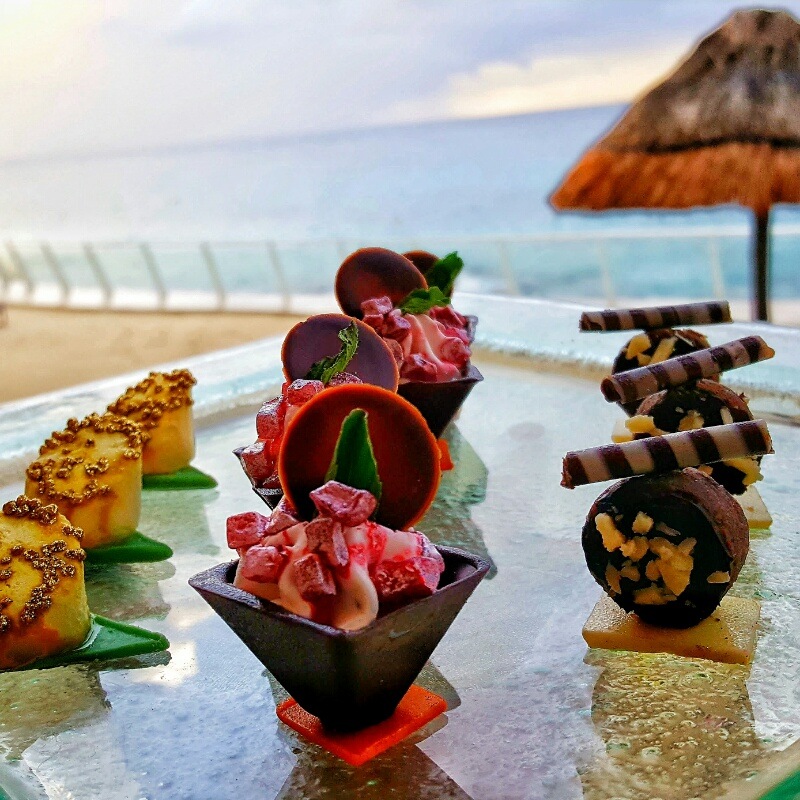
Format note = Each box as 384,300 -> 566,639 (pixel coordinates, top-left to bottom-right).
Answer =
2,105 -> 799,304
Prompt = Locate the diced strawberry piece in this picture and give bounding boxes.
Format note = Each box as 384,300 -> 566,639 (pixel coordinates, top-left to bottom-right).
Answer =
327,371 -> 363,386
256,397 -> 286,440
362,313 -> 385,331
372,555 -> 443,602
275,496 -> 298,517
440,337 -> 470,368
380,311 -> 411,341
293,553 -> 337,600
286,379 -> 324,406
237,440 -> 275,485
227,511 -> 270,549
309,480 -> 377,526
401,355 -> 438,382
430,305 -> 467,329
239,544 -> 287,582
305,517 -> 349,567
361,296 -> 394,316
264,508 -> 298,535
383,338 -> 404,366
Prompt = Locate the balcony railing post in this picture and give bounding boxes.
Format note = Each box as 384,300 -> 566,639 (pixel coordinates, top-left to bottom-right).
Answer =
200,242 -> 226,310
40,242 -> 70,303
83,243 -> 113,307
5,241 -> 35,300
267,241 -> 291,313
139,243 -> 168,309
497,241 -> 520,296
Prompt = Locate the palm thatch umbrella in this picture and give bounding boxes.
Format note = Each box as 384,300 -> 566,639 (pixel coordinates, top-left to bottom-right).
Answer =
551,8 -> 800,321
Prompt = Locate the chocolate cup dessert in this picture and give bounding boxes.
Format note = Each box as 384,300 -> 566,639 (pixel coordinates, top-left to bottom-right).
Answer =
189,546 -> 489,732
582,468 -> 748,628
233,446 -> 283,509
398,364 -> 484,439
636,380 -> 757,495
613,328 -> 713,415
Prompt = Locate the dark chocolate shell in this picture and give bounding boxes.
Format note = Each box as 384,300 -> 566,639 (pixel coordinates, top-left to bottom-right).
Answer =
636,380 -> 756,495
582,468 -> 749,628
281,313 -> 399,390
278,384 -> 441,529
335,248 -> 426,318
232,446 -> 283,509
398,364 -> 483,438
613,328 -> 714,416
189,546 -> 490,731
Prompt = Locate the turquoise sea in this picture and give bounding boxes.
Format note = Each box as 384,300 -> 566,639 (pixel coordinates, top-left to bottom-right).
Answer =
2,105 -> 799,304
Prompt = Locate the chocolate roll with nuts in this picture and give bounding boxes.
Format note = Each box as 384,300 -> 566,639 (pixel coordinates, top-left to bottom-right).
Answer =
582,468 -> 749,628
612,329 -> 712,415
635,380 -> 760,495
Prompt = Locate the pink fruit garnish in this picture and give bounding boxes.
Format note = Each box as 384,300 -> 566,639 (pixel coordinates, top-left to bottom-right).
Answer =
294,553 -> 337,600
309,481 -> 377,526
256,397 -> 286,439
361,296 -> 394,316
227,511 -> 270,549
264,508 -> 298,535
372,556 -> 443,602
286,379 -> 324,406
238,440 -> 275,485
239,544 -> 287,582
440,337 -> 470,368
327,371 -> 363,387
400,355 -> 438,382
305,516 -> 349,568
430,305 -> 467,329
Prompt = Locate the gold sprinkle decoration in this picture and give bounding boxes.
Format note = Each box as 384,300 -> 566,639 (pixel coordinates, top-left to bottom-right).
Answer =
108,369 -> 196,431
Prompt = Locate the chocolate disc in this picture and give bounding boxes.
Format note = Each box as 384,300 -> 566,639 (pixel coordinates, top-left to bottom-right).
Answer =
279,384 -> 441,530
335,248 -> 426,318
281,314 -> 399,390
636,380 -> 757,496
612,328 -> 712,415
402,250 -> 440,275
583,468 -> 749,628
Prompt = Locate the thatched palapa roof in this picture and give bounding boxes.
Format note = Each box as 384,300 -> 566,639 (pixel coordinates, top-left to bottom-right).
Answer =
551,9 -> 800,216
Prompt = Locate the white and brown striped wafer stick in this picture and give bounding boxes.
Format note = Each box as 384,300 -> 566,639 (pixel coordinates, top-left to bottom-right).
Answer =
561,420 -> 772,488
600,336 -> 774,404
580,301 -> 732,332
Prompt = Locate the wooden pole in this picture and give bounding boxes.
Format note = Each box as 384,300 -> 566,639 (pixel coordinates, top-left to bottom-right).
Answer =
753,209 -> 770,322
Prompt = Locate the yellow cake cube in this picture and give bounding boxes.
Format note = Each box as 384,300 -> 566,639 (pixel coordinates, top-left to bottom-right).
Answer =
0,496 -> 90,670
108,369 -> 196,475
25,414 -> 144,549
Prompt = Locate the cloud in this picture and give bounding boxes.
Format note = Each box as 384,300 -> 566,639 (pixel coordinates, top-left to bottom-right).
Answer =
385,40 -> 690,123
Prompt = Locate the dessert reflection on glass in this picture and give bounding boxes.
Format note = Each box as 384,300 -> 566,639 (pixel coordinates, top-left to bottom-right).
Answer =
580,301 -> 733,415
235,314 -> 398,508
562,420 -> 773,664
191,383 -> 489,745
335,247 -> 482,437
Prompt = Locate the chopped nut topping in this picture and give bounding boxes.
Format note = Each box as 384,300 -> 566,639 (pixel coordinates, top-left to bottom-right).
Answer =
632,512 -> 654,534
649,537 -> 694,596
605,564 -> 622,594
724,456 -> 763,486
678,410 -> 705,431
707,571 -> 731,584
596,513 -> 626,552
620,563 -> 641,582
625,333 -> 652,360
650,336 -> 677,364
634,585 -> 676,605
625,415 -> 660,435
720,407 -> 734,425
620,536 -> 649,562
645,560 -> 661,581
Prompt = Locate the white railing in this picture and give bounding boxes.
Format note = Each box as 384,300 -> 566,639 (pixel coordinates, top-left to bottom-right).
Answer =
0,225 -> 796,316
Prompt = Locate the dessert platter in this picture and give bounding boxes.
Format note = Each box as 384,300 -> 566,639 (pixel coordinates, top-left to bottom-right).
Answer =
0,275 -> 800,798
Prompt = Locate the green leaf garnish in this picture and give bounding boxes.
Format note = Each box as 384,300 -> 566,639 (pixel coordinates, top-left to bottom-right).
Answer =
84,531 -> 173,564
424,251 -> 464,295
142,465 -> 218,490
398,287 -> 451,315
305,321 -> 359,385
324,409 -> 382,502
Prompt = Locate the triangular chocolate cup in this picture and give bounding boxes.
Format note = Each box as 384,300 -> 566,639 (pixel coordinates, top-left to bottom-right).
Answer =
189,546 -> 489,732
232,446 -> 283,509
398,365 -> 484,439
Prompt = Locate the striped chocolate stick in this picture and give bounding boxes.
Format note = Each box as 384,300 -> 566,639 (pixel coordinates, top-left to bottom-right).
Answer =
561,419 -> 772,489
600,336 -> 774,405
580,301 -> 732,332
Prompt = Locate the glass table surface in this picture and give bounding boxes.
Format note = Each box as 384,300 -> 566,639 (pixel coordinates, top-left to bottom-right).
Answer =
0,296 -> 799,800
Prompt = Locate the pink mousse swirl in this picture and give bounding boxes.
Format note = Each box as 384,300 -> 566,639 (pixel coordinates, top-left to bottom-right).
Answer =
228,481 -> 445,630
361,296 -> 471,383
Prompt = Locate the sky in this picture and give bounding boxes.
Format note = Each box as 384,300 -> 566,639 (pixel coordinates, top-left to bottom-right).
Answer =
3,1 -> 800,160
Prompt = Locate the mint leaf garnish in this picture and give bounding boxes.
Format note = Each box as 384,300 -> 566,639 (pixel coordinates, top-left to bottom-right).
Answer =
305,321 -> 359,385
424,251 -> 463,296
398,287 -> 451,315
324,409 -> 382,502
